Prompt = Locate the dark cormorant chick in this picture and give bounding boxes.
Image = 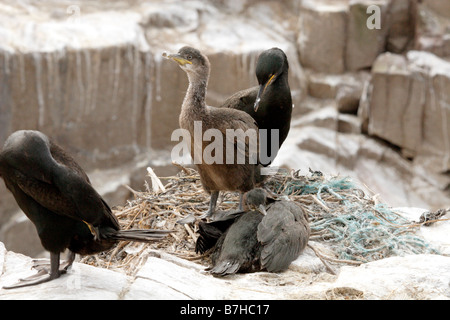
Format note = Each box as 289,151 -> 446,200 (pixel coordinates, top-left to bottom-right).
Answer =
209,210 -> 263,275
199,188 -> 310,276
0,130 -> 171,289
195,209 -> 244,255
257,197 -> 310,272
220,48 -> 292,165
165,46 -> 264,217
195,189 -> 272,254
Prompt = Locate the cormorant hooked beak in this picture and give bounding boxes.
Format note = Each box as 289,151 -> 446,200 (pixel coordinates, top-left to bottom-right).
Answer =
258,204 -> 267,216
254,74 -> 276,112
83,220 -> 100,240
163,52 -> 192,67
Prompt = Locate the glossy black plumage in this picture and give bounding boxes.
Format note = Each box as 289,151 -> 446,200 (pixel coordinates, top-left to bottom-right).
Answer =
0,130 -> 170,288
195,189 -> 271,255
220,48 -> 292,165
197,188 -> 310,276
195,208 -> 247,255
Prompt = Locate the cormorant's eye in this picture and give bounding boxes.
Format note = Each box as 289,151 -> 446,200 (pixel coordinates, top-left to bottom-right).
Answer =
187,55 -> 193,60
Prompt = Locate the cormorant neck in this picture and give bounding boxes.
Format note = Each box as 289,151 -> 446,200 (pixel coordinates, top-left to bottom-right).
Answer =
275,68 -> 289,89
182,71 -> 209,115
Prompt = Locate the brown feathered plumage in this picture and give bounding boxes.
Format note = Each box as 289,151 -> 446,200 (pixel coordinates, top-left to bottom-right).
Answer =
167,46 -> 264,216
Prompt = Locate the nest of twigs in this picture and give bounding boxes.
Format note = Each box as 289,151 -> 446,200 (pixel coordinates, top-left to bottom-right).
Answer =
80,163 -> 444,275
80,163 -> 238,274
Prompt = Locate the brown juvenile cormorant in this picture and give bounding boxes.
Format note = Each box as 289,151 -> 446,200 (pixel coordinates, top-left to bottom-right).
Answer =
197,188 -> 310,276
165,46 -> 264,217
0,130 -> 171,289
220,48 -> 292,165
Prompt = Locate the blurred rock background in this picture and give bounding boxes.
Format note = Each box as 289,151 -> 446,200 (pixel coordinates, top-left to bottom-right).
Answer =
0,0 -> 449,257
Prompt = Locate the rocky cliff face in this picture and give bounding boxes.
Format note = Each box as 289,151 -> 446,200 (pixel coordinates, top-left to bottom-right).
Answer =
0,0 -> 305,169
361,51 -> 450,175
0,0 -> 449,257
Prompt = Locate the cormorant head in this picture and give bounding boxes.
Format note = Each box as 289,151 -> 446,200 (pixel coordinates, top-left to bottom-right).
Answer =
254,47 -> 289,112
245,188 -> 268,215
164,46 -> 210,80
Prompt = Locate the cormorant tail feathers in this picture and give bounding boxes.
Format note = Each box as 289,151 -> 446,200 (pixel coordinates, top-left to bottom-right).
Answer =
104,229 -> 172,242
209,260 -> 241,276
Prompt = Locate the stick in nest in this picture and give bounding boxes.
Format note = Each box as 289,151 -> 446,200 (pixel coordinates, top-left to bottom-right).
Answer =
81,163 -> 426,275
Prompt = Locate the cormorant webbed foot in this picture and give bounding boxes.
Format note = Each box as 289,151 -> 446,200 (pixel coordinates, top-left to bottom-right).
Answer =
3,252 -> 70,289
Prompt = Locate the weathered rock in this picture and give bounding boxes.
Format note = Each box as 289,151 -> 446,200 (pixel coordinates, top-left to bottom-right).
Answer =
385,0 -> 417,53
275,109 -> 450,209
298,0 -> 348,74
333,254 -> 450,299
0,242 -> 132,299
308,73 -> 342,99
307,71 -> 370,113
0,11 -> 161,169
298,0 -> 417,73
1,1 -> 450,296
0,242 -> 335,300
361,51 -> 450,175
415,0 -> 450,58
0,183 -> 19,226
345,0 -> 416,67
0,212 -> 42,258
422,0 -> 450,18
345,0 -> 390,71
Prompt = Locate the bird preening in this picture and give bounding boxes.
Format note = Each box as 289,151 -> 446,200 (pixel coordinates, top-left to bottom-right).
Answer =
0,130 -> 171,289
220,47 -> 292,165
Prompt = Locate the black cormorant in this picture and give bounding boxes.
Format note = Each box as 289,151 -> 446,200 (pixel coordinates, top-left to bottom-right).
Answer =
220,48 -> 292,165
0,130 -> 171,289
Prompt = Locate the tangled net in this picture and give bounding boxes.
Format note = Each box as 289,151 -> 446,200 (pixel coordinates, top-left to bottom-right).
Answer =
81,164 -> 441,274
266,169 -> 440,262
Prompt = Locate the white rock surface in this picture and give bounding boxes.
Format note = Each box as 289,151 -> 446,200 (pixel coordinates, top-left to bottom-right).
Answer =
334,254 -> 450,299
1,208 -> 449,300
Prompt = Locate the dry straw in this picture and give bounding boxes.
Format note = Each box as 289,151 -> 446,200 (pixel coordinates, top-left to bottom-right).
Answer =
81,163 -> 444,275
